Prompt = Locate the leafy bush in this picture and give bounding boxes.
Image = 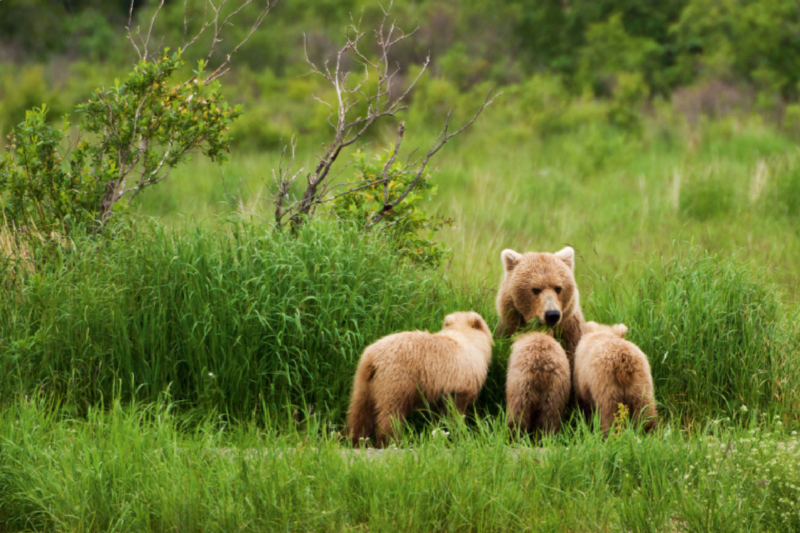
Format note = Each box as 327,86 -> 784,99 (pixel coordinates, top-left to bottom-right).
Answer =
576,13 -> 660,97
0,51 -> 240,233
587,250 -> 800,422
329,150 -> 452,266
0,107 -> 103,233
607,71 -> 648,131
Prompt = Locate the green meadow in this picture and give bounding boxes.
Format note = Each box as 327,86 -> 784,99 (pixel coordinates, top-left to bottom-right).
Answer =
3,115 -> 800,530
3,0 -> 800,529
130,106 -> 800,296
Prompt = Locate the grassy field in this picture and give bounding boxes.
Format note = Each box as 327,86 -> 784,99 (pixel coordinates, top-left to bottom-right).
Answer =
1,399 -> 799,532
3,105 -> 800,529
133,111 -> 800,304
5,0 -> 800,528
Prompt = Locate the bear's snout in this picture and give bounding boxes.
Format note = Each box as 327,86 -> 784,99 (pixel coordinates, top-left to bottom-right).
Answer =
544,310 -> 561,326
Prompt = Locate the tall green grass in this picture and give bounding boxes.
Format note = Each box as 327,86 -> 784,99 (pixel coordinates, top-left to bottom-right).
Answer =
0,219 -> 485,422
1,219 -> 797,425
0,398 -> 799,532
587,250 -> 800,422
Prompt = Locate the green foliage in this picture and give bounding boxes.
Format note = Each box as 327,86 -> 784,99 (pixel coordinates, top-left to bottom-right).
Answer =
0,107 -> 102,232
0,51 -> 241,232
513,0 -> 688,94
509,74 -> 606,136
607,71 -> 649,131
4,0 -> 800,106
0,65 -> 64,136
680,169 -> 736,220
761,159 -> 800,219
0,219 -> 475,422
329,150 -> 451,266
0,0 -> 127,60
588,250 -> 800,422
577,13 -> 660,96
1,399 -> 800,531
672,0 -> 800,101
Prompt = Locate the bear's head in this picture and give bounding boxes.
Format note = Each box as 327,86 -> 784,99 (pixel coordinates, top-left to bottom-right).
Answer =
584,321 -> 628,338
443,311 -> 492,340
499,246 -> 578,328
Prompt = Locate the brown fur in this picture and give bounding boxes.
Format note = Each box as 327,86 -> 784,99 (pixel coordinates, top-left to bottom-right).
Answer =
347,312 -> 493,447
573,321 -> 658,435
496,246 -> 585,360
506,332 -> 571,435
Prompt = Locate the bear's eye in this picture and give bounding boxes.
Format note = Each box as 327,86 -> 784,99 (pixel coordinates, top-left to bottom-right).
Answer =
555,286 -> 562,294
532,288 -> 542,295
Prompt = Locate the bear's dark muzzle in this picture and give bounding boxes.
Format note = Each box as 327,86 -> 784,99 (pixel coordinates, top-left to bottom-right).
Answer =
544,310 -> 561,326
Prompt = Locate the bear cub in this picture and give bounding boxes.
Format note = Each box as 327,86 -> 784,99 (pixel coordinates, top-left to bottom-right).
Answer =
496,246 -> 585,359
347,311 -> 493,447
573,321 -> 657,435
506,332 -> 571,435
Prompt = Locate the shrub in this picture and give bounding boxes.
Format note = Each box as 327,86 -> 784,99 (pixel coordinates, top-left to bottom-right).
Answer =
328,150 -> 452,266
0,106 -> 103,233
0,52 -> 241,234
587,250 -> 800,422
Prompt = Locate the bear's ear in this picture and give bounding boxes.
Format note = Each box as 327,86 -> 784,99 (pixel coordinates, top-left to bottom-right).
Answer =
443,315 -> 454,328
471,316 -> 485,330
554,246 -> 575,271
501,249 -> 522,272
611,323 -> 628,338
585,321 -> 599,333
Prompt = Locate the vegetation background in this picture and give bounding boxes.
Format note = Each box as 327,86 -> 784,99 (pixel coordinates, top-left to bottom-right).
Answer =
2,0 -> 800,530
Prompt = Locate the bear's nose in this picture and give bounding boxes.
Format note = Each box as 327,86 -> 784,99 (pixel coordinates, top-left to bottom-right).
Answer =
544,310 -> 561,326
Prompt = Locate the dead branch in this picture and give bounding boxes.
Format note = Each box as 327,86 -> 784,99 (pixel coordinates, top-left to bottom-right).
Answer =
178,0 -> 276,86
265,3 -> 496,233
273,3 -> 440,230
127,0 -> 166,62
368,89 -> 496,227
271,140 -> 305,226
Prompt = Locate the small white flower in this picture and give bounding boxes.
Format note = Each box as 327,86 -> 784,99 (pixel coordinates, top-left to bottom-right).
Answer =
208,372 -> 214,378
740,405 -> 748,413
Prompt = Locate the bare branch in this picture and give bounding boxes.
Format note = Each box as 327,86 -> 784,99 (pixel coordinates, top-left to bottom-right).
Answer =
272,139 -> 305,226
318,176 -> 389,204
254,4 -> 497,231
382,122 -> 405,206
182,0 -> 212,52
140,0 -> 167,62
204,1 -> 275,84
126,0 -> 143,60
369,90 -> 498,227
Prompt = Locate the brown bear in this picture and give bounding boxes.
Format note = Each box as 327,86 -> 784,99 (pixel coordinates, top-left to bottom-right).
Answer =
496,246 -> 585,359
506,332 -> 571,435
346,311 -> 493,447
573,321 -> 657,435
